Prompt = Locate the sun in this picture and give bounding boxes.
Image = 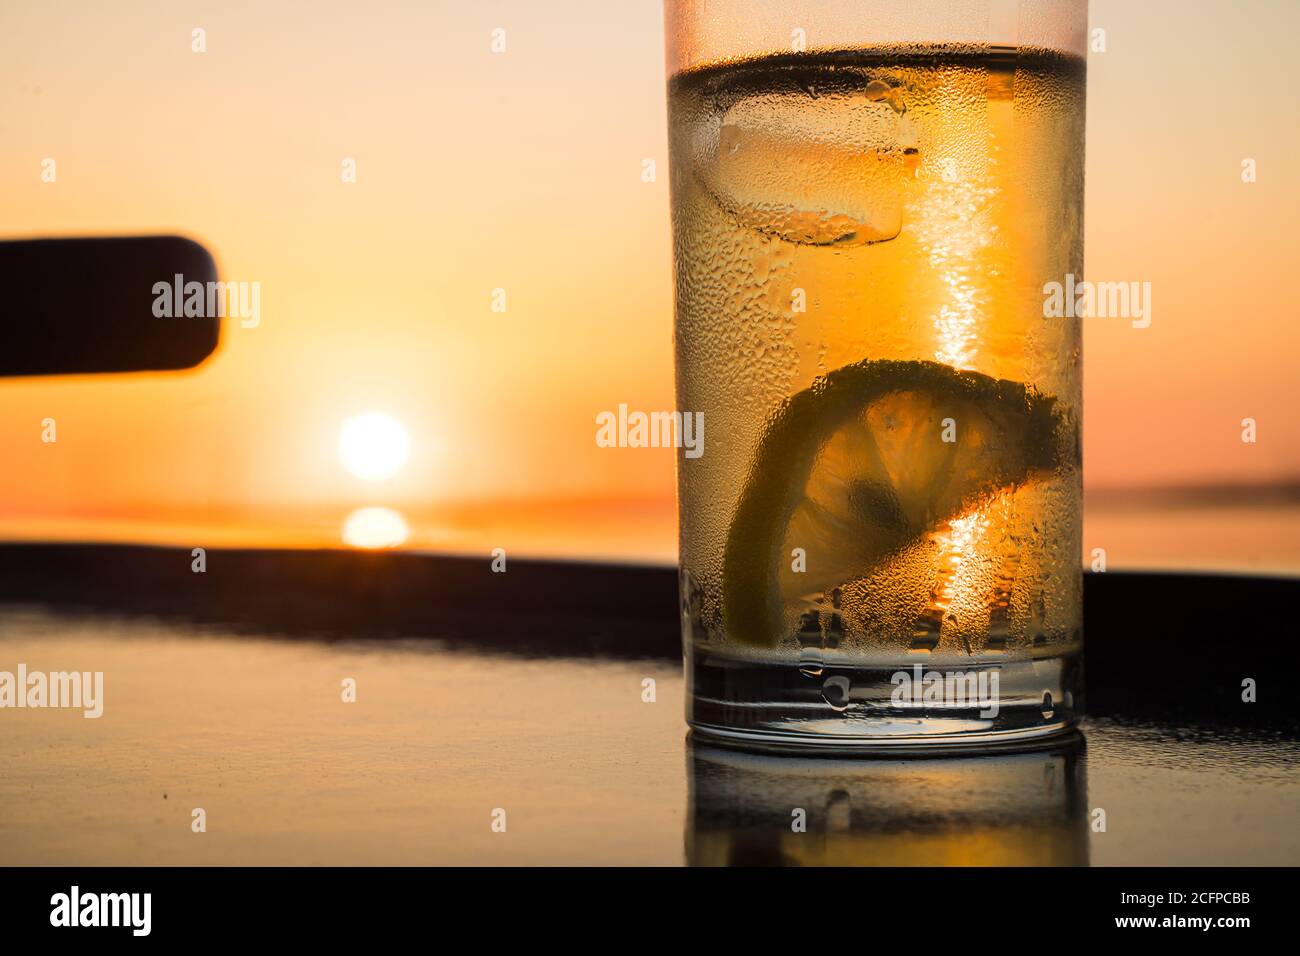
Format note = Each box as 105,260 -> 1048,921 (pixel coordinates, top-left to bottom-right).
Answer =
338,413 -> 410,481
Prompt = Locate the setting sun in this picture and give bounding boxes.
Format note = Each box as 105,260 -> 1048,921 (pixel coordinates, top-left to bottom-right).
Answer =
338,413 -> 411,481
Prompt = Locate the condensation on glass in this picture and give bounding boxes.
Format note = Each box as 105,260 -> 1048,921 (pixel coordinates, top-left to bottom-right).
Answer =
667,0 -> 1088,750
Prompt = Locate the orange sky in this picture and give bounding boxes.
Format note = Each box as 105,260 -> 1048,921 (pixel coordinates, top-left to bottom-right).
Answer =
1,0 -> 1298,560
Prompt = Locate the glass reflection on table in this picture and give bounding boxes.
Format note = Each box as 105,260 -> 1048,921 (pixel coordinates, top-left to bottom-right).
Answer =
687,734 -> 1089,866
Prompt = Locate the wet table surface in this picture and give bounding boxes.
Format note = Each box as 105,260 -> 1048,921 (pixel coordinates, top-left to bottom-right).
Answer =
2,603 -> 1297,866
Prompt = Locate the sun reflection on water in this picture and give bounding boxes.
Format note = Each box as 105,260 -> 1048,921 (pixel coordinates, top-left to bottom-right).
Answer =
342,507 -> 409,549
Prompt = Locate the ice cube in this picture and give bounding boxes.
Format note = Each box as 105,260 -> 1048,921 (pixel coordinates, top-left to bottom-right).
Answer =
693,70 -> 917,246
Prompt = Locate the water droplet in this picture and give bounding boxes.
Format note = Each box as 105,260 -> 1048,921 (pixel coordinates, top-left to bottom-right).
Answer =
864,79 -> 907,114
1041,691 -> 1055,719
822,676 -> 851,712
824,612 -> 845,649
799,650 -> 824,678
797,610 -> 824,677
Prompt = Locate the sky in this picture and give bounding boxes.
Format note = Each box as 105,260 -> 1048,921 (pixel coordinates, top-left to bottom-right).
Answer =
1,0 -> 1297,561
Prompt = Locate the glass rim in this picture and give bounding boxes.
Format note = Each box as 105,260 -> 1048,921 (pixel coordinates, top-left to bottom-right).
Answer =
664,0 -> 1089,76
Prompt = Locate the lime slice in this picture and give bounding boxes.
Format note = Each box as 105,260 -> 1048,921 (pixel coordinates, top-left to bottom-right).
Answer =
721,358 -> 1072,648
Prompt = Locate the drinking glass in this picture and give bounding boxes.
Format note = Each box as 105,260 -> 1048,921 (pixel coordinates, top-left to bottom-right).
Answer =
667,0 -> 1087,749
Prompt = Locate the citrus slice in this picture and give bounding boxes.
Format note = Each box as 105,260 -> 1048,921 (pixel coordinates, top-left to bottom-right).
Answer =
721,358 -> 1073,647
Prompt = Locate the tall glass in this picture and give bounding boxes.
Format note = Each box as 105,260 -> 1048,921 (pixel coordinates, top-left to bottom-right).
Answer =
667,0 -> 1087,749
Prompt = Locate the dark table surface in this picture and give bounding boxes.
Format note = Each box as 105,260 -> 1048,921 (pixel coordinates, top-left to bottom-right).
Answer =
0,544 -> 1295,866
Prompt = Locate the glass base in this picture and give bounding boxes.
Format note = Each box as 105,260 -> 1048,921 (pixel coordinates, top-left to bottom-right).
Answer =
687,650 -> 1082,754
